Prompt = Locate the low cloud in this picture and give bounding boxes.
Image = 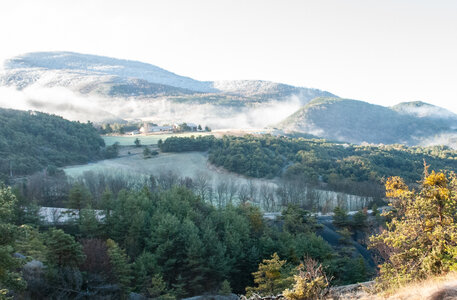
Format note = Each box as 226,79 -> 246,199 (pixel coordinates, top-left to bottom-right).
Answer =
0,84 -> 303,129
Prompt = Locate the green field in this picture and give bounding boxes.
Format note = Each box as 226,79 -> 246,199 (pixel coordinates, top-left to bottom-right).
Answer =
103,132 -> 211,146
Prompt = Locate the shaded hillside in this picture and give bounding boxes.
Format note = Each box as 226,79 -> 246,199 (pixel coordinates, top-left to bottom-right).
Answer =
279,97 -> 457,145
0,108 -> 105,179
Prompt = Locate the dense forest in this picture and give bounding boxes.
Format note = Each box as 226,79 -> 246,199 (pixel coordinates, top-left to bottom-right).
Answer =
0,108 -> 108,182
0,170 -> 373,299
159,135 -> 457,196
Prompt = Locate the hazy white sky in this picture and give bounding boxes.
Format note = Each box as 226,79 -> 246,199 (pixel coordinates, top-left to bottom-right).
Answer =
1,0 -> 456,111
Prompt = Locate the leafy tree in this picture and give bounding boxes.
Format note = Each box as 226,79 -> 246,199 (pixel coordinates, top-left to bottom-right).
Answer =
246,253 -> 292,297
370,170 -> 457,288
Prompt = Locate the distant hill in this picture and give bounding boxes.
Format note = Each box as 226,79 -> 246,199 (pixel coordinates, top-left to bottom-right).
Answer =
392,101 -> 457,120
278,97 -> 457,145
0,108 -> 105,180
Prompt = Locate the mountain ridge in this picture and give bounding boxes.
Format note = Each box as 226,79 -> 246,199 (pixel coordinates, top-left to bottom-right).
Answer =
278,97 -> 457,146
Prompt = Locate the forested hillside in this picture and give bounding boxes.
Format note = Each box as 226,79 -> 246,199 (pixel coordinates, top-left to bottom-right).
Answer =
159,135 -> 457,196
0,108 -> 105,180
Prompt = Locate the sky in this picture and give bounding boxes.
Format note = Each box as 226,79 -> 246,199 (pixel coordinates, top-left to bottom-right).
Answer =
1,0 -> 456,111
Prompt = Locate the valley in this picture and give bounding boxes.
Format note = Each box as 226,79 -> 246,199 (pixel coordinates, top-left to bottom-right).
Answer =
64,141 -> 372,212
1,51 -> 457,299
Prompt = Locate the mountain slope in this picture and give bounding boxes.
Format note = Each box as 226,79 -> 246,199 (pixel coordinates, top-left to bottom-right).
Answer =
2,51 -> 334,101
279,97 -> 457,145
0,51 -> 336,126
3,51 -> 215,93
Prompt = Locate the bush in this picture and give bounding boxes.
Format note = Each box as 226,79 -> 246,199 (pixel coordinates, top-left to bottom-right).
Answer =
283,257 -> 330,300
370,170 -> 457,289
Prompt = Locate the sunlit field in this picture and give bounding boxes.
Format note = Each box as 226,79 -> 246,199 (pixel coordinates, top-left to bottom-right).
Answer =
103,132 -> 212,146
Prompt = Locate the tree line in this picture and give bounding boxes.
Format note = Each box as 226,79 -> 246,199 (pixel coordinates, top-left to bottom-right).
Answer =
159,134 -> 457,197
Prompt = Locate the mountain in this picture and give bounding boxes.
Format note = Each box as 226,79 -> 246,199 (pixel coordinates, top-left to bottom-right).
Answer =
0,51 -> 335,126
1,51 -> 333,102
278,97 -> 457,145
2,51 -> 214,94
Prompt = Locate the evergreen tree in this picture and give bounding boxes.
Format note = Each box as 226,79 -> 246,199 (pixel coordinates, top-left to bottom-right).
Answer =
333,207 -> 349,227
68,183 -> 92,212
0,186 -> 26,297
351,210 -> 367,229
79,207 -> 100,238
219,279 -> 232,295
106,239 -> 132,297
148,274 -> 175,299
45,228 -> 85,267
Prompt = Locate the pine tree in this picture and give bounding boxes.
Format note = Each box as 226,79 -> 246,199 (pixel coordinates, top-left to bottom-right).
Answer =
0,186 -> 26,296
333,206 -> 349,227
148,274 -> 175,299
219,280 -> 232,295
79,207 -> 100,238
106,239 -> 132,297
68,183 -> 91,212
351,210 -> 367,229
45,228 -> 85,267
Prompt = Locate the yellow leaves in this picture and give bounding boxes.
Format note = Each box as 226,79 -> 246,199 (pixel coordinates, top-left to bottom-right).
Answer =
373,169 -> 457,289
424,171 -> 448,188
283,259 -> 329,300
385,176 -> 409,199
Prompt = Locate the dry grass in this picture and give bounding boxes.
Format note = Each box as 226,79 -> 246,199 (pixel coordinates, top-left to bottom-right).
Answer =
330,273 -> 457,300
380,272 -> 457,300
